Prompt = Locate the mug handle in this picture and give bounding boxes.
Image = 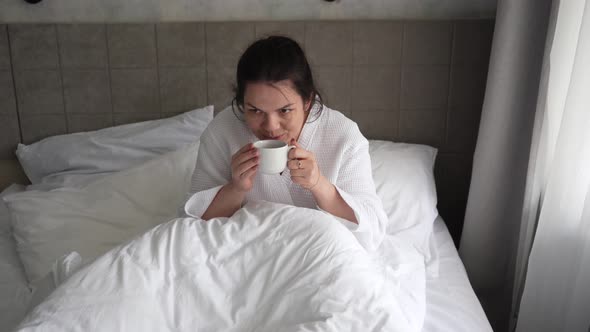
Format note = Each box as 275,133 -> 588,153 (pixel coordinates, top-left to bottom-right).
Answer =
280,145 -> 297,176
287,145 -> 296,158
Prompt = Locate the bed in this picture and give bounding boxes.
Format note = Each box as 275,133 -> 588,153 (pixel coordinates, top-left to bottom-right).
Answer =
0,20 -> 493,331
0,107 -> 491,331
0,220 -> 491,332
0,205 -> 491,331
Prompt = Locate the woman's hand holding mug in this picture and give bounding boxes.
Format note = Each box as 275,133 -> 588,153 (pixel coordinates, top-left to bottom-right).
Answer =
230,143 -> 259,193
237,139 -> 323,192
288,139 -> 322,190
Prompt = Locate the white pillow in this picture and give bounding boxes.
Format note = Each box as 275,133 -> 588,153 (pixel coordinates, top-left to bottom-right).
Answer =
0,184 -> 25,236
16,105 -> 213,188
368,140 -> 438,258
5,143 -> 199,283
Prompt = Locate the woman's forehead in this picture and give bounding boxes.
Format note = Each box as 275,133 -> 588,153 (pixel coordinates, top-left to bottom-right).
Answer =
244,81 -> 301,106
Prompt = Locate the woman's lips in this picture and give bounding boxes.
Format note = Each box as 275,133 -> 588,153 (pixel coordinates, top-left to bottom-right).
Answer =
265,133 -> 286,140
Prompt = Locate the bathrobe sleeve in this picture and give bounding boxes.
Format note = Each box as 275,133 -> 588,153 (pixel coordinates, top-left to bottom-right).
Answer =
330,129 -> 387,251
183,125 -> 232,218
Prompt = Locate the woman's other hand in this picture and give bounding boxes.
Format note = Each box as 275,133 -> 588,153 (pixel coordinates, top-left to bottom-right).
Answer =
230,143 -> 259,193
288,139 -> 322,190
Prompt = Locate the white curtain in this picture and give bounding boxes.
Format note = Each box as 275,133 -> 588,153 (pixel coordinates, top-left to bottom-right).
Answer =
461,0 -> 590,330
515,0 -> 590,330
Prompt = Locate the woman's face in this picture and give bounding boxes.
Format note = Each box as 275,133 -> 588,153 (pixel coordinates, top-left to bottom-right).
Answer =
243,80 -> 311,144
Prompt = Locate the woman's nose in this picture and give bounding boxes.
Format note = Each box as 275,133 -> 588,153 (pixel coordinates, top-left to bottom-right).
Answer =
263,115 -> 280,131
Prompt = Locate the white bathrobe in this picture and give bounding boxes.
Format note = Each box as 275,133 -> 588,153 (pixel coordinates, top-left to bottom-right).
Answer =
184,105 -> 386,250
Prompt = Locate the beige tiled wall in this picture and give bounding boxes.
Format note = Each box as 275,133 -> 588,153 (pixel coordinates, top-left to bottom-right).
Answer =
0,20 -> 494,243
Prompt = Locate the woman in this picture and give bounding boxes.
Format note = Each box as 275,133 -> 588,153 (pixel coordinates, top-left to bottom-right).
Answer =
184,36 -> 386,250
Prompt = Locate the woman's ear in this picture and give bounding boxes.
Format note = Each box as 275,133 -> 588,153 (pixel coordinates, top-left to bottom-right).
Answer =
304,94 -> 313,112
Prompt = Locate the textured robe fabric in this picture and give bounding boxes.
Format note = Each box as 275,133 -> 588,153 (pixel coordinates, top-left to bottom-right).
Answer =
184,105 -> 386,250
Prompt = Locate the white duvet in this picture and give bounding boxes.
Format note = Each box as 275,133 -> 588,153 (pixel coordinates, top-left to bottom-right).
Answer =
16,201 -> 425,332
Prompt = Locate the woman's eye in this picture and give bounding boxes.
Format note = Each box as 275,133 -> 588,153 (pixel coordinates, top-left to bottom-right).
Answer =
248,108 -> 262,114
280,108 -> 292,114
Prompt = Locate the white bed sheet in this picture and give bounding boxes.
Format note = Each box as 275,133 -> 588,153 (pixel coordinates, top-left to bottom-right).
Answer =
1,214 -> 491,332
16,201 -> 426,331
422,217 -> 493,332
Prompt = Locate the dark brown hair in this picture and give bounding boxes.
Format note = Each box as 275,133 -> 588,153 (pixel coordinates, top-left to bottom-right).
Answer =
232,35 -> 323,121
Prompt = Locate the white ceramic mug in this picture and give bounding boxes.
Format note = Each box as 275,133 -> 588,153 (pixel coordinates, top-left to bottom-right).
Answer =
253,140 -> 295,175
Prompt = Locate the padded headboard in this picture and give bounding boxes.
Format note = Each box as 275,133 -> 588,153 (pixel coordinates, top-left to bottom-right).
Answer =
0,20 -> 493,242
